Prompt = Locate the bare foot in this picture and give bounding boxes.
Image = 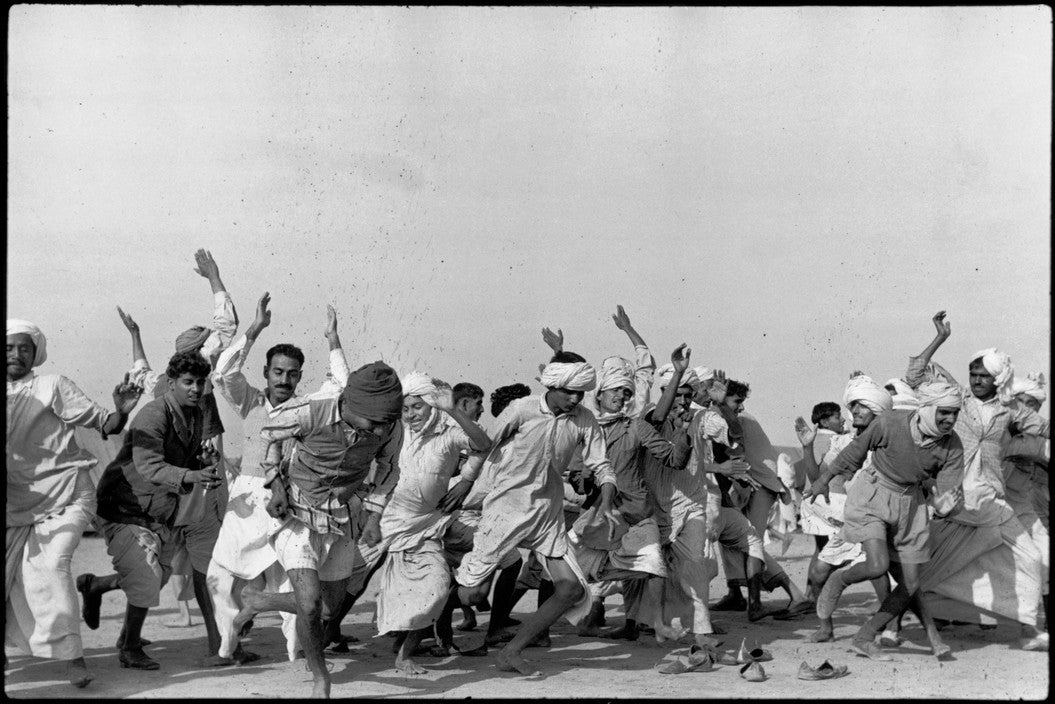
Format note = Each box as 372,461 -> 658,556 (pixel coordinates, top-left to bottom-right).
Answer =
808,627 -> 834,643
485,629 -> 516,647
67,658 -> 93,688
200,654 -> 236,668
310,676 -> 331,699
395,655 -> 427,675
525,632 -> 551,649
853,638 -> 893,661
496,650 -> 541,676
577,623 -> 603,637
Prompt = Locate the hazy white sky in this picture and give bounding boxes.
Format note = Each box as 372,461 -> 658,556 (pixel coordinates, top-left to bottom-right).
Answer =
7,6 -> 1051,450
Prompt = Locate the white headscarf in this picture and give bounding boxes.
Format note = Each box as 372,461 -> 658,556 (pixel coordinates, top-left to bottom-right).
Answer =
1012,372 -> 1047,403
693,366 -> 714,383
597,365 -> 634,394
6,319 -> 48,367
540,362 -> 597,392
972,348 -> 1015,405
885,378 -> 919,410
844,374 -> 893,415
401,370 -> 439,398
915,380 -> 963,439
656,363 -> 700,390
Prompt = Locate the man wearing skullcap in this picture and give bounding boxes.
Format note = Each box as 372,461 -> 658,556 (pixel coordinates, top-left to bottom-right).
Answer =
452,356 -> 619,676
570,344 -> 692,642
903,312 -> 1048,651
809,369 -> 967,660
228,358 -> 403,697
6,319 -> 143,688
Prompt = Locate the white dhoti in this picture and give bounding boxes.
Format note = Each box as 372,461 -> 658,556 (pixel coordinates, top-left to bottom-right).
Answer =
5,471 -> 95,661
922,515 -> 1042,627
375,540 -> 451,634
208,474 -> 299,661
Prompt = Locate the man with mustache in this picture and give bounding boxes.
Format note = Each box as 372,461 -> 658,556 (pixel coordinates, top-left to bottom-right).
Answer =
78,351 -> 225,671
6,319 -> 142,688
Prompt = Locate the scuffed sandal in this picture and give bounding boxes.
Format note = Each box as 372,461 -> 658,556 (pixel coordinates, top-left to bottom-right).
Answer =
797,659 -> 849,680
739,661 -> 767,681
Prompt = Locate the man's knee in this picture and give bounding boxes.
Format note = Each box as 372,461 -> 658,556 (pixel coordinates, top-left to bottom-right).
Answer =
554,578 -> 585,605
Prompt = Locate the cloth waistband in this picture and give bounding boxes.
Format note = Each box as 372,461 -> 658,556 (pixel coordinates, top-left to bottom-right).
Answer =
864,469 -> 921,496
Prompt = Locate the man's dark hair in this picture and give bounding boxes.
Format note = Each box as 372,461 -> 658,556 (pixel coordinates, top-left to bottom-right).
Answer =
491,383 -> 532,417
266,343 -> 305,367
811,401 -> 842,425
550,351 -> 587,363
166,350 -> 211,379
726,379 -> 750,399
453,382 -> 484,404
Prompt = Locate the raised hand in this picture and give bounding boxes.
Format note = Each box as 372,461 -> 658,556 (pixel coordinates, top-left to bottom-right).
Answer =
193,248 -> 220,280
112,373 -> 143,415
249,292 -> 271,336
612,305 -> 632,332
671,343 -> 691,373
793,416 -> 817,446
116,306 -> 139,334
932,310 -> 951,340
708,370 -> 728,403
325,304 -> 338,339
422,381 -> 455,413
541,327 -> 564,354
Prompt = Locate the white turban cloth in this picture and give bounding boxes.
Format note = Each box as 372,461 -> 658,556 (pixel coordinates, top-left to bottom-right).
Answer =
597,364 -> 634,394
972,348 -> 1015,405
7,319 -> 48,367
693,366 -> 714,383
843,375 -> 893,415
886,378 -> 919,410
915,380 -> 962,439
401,370 -> 440,398
1012,372 -> 1047,403
540,362 -> 597,392
656,363 -> 699,390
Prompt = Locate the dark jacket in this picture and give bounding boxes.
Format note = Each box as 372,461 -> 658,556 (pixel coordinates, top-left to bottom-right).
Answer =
95,392 -> 204,527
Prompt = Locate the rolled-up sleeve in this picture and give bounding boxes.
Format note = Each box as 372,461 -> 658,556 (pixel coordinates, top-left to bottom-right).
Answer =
52,376 -> 111,435
201,291 -> 239,361
828,422 -> 879,480
128,359 -> 162,398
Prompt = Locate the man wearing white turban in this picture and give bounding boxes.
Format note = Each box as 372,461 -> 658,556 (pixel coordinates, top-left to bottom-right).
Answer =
360,372 -> 492,675
451,353 -> 619,676
795,374 -> 899,645
570,345 -> 693,644
904,311 -> 1049,651
885,378 -> 919,411
7,319 -> 143,688
808,367 -> 966,660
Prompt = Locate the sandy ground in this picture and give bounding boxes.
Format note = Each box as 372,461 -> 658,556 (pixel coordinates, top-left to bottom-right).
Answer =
5,531 -> 1049,699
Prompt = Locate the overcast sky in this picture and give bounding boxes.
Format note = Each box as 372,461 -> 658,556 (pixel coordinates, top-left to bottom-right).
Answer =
7,6 -> 1050,451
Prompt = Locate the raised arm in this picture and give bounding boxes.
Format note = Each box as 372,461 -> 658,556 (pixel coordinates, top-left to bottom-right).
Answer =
612,304 -> 647,349
423,382 -> 492,452
651,343 -> 691,425
326,305 -> 351,387
541,326 -> 564,356
213,292 -> 270,415
117,307 -> 162,395
194,249 -> 239,358
906,311 -> 954,389
634,417 -> 691,469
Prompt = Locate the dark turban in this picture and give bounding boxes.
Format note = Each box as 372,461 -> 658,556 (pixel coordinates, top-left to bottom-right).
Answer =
174,326 -> 212,354
341,361 -> 403,424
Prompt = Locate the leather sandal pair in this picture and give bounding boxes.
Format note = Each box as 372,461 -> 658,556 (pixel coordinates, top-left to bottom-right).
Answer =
739,661 -> 766,682
658,645 -> 716,674
797,659 -> 849,680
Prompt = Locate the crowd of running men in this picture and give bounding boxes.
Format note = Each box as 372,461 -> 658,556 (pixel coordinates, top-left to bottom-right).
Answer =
6,251 -> 1049,697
